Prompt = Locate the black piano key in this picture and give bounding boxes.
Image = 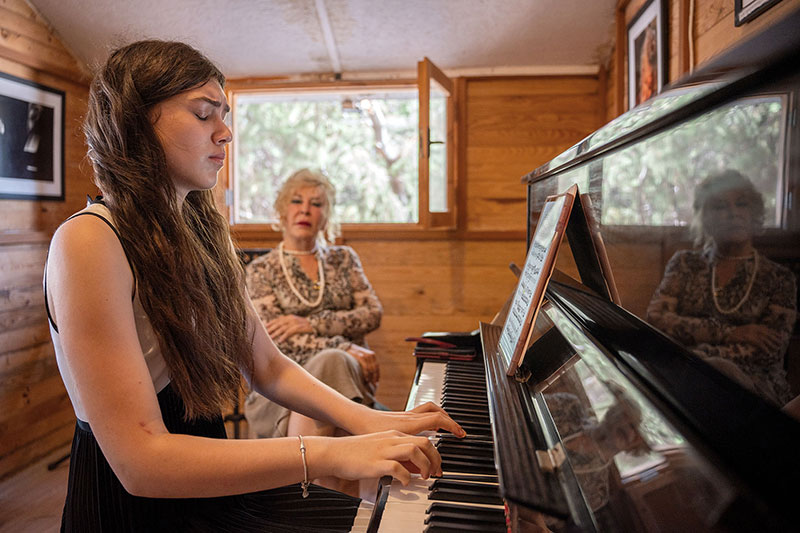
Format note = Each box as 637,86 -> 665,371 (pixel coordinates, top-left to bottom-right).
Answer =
437,435 -> 494,447
443,378 -> 485,387
440,458 -> 497,475
425,525 -> 505,533
442,389 -> 489,396
425,515 -> 506,532
428,481 -> 503,505
424,508 -> 506,529
438,448 -> 494,461
451,425 -> 492,437
434,473 -> 499,483
446,412 -> 489,423
426,501 -> 505,519
440,450 -> 495,462
442,382 -> 486,391
439,405 -> 488,415
438,435 -> 494,446
437,437 -> 494,448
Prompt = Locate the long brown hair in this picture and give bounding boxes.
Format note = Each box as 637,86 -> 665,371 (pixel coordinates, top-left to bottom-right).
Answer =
84,40 -> 252,420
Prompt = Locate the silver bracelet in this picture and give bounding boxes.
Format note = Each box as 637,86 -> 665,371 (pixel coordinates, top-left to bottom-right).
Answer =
298,435 -> 310,498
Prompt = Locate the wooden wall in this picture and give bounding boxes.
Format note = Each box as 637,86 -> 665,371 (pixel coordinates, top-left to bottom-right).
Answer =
2,0 -> 797,480
0,0 -> 92,480
605,0 -> 800,122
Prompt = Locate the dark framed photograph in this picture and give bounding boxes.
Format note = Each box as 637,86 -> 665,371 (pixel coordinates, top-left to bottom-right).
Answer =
627,0 -> 668,109
0,71 -> 65,200
735,0 -> 784,26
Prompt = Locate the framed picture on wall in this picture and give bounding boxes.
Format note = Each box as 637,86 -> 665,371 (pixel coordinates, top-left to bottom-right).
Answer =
0,71 -> 65,201
627,0 -> 668,109
735,0 -> 784,26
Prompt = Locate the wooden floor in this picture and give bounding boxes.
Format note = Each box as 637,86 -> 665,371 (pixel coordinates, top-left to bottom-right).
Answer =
0,445 -> 70,533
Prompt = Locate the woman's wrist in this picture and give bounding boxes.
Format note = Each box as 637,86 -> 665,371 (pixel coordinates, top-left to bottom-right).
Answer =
303,435 -> 335,480
337,401 -> 375,435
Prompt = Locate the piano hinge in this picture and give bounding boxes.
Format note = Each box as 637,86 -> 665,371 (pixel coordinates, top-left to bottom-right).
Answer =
514,365 -> 532,383
536,443 -> 566,473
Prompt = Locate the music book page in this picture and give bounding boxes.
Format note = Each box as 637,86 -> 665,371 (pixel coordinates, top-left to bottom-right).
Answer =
499,185 -> 576,375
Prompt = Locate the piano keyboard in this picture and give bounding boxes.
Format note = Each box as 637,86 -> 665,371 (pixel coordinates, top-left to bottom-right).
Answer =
351,358 -> 507,532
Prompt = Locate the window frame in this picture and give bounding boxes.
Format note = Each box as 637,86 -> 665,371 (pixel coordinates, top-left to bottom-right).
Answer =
221,75 -> 457,242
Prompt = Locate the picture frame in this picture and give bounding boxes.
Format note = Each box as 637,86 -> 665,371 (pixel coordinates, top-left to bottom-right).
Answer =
0,71 -> 65,201
734,0 -> 783,26
627,0 -> 668,109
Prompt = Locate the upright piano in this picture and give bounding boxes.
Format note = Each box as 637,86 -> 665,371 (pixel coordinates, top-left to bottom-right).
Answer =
353,9 -> 800,532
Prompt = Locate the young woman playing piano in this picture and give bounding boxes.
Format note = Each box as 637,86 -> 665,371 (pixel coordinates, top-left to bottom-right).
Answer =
44,40 -> 464,532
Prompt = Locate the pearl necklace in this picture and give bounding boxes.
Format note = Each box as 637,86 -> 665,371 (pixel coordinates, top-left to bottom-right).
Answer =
278,241 -> 325,308
711,251 -> 758,315
281,245 -> 318,256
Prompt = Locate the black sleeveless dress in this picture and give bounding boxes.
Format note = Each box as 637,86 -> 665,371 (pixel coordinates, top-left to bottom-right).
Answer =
50,202 -> 361,532
61,383 -> 360,532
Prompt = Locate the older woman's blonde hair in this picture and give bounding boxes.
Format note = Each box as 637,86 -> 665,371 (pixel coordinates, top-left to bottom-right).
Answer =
273,168 -> 340,244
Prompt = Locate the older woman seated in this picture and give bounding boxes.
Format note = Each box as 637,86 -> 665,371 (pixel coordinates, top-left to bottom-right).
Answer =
647,170 -> 797,406
244,169 -> 383,443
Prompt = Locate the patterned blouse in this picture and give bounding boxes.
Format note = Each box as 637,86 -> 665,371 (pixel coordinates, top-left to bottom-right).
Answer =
546,392 -> 610,511
246,245 -> 383,366
647,248 -> 797,405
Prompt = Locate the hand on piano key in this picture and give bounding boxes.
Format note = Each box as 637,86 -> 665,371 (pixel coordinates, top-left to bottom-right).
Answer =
346,401 -> 467,442
349,358 -> 508,531
321,431 -> 446,486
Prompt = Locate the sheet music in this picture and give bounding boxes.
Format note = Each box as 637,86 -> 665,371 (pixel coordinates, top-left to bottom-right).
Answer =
499,194 -> 566,369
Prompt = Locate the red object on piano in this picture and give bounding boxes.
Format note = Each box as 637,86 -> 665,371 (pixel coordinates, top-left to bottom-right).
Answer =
404,336 -> 458,348
412,347 -> 476,362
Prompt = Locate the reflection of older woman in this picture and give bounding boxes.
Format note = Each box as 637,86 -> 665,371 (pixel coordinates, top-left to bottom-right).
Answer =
647,170 -> 797,405
244,169 -> 383,444
546,384 -> 646,512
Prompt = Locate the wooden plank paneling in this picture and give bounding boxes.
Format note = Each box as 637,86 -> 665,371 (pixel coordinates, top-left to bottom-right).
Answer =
465,76 -> 602,234
0,0 -> 90,480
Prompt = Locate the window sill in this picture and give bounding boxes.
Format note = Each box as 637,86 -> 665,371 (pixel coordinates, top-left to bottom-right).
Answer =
229,223 -> 525,244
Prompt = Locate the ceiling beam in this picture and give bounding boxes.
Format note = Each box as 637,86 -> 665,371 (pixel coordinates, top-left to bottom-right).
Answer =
314,0 -> 342,74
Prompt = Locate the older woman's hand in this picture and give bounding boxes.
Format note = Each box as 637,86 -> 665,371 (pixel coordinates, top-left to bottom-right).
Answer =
726,324 -> 783,354
347,344 -> 379,385
266,314 -> 314,342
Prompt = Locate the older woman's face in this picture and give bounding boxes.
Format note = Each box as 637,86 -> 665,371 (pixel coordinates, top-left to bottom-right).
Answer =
281,186 -> 326,242
702,188 -> 756,245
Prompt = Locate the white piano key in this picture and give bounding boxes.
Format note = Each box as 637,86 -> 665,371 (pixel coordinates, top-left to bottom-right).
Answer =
405,361 -> 445,411
348,500 -> 374,533
352,360 -> 503,532
375,475 -> 504,532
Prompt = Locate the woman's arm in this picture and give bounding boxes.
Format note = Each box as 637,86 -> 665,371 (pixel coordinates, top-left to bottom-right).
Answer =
245,299 -> 462,438
646,252 -> 731,345
247,256 -> 351,351
49,217 -> 459,499
308,247 -> 382,338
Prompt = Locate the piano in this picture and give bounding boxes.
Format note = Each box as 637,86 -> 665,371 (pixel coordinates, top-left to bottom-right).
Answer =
353,9 -> 800,532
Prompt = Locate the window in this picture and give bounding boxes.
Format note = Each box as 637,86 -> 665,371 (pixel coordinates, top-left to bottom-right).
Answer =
227,59 -> 455,232
232,87 -> 419,224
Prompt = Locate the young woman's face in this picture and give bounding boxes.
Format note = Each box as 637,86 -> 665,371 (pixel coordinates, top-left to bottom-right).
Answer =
282,186 -> 327,243
150,80 -> 231,199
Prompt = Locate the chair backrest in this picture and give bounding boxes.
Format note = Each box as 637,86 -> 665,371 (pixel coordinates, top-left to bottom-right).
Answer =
237,248 -> 272,266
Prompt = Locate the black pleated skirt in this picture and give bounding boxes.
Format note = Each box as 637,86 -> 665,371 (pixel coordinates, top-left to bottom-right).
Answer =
61,383 -> 360,532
